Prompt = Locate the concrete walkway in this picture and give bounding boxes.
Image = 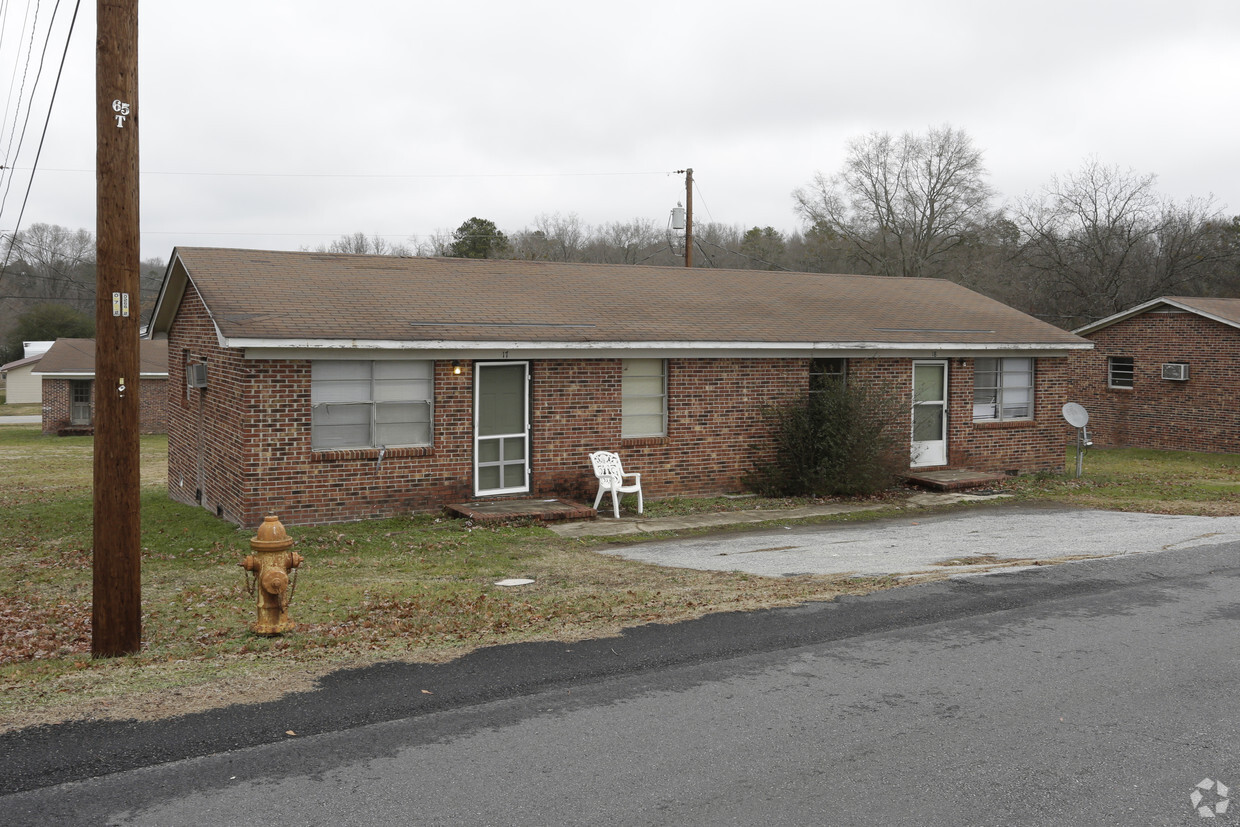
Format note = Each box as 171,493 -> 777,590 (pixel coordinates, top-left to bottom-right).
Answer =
0,415 -> 40,424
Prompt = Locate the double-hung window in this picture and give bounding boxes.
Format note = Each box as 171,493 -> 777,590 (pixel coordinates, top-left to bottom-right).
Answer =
973,357 -> 1034,422
622,359 -> 666,438
1108,356 -> 1134,388
809,358 -> 847,392
311,360 -> 432,450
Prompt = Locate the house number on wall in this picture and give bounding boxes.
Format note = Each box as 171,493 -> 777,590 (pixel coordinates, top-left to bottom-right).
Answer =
112,100 -> 130,127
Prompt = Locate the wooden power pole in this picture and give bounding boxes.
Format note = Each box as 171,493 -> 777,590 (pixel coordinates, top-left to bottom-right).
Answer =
683,167 -> 693,268
93,0 -> 141,657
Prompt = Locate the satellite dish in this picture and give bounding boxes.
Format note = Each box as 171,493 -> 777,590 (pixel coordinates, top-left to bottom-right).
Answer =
1062,402 -> 1089,429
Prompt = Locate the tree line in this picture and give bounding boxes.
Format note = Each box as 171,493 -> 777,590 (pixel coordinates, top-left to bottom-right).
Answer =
327,128 -> 1239,330
3,123 -> 1238,362
0,225 -> 165,363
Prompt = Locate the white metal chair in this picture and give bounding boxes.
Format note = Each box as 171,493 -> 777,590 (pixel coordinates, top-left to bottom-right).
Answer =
589,451 -> 643,518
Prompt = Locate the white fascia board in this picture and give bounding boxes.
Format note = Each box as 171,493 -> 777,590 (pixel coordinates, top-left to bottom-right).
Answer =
34,371 -> 169,378
234,338 -> 1092,361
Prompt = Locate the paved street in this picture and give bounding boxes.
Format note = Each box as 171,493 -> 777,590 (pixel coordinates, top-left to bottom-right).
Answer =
3,517 -> 1239,825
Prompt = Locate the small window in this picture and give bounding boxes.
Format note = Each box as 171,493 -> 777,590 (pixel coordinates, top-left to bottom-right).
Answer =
1108,357 -> 1134,389
973,357 -> 1034,422
810,358 -> 847,392
311,360 -> 432,450
622,359 -> 665,437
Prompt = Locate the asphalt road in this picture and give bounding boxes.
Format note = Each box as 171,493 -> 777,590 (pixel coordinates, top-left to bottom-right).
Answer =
3,513 -> 1240,825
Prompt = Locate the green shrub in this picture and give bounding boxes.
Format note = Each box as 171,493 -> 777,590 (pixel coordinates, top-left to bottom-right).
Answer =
747,380 -> 905,497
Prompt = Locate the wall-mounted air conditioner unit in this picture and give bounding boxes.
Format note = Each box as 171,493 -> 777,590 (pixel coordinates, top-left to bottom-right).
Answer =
1161,363 -> 1189,381
187,362 -> 208,388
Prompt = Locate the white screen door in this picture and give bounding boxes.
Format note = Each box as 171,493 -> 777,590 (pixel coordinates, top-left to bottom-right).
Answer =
475,362 -> 529,496
911,360 -> 948,467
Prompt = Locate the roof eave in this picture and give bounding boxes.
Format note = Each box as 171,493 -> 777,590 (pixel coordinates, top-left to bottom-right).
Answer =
147,251 -> 227,348
227,337 -> 1092,360
1073,297 -> 1240,336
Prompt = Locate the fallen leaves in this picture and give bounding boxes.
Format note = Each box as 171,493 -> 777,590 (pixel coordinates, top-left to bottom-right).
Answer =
0,594 -> 91,664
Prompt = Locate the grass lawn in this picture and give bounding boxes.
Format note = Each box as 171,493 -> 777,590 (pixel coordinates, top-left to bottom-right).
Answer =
0,425 -> 906,731
1006,446 -> 1240,516
3,424 -> 1238,732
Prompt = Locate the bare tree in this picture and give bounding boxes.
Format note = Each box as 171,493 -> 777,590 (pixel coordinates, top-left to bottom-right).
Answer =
1,223 -> 96,305
319,232 -> 411,256
510,212 -> 590,261
586,218 -> 665,265
793,125 -> 996,278
417,229 -> 453,257
1012,158 -> 1234,326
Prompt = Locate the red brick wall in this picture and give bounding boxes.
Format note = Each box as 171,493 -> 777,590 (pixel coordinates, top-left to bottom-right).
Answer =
40,376 -> 167,434
535,357 -> 806,503
140,378 -> 169,433
1070,310 -> 1240,452
165,284 -> 1070,525
946,357 -> 1071,473
40,378 -> 74,434
166,286 -> 249,521
843,357 -> 1067,475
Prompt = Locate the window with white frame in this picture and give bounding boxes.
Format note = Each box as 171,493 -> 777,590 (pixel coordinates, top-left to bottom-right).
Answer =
973,357 -> 1034,422
1108,356 -> 1134,388
622,358 -> 666,437
311,360 -> 432,450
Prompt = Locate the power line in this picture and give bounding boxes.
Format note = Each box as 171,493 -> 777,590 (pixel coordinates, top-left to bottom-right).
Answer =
0,0 -> 79,278
5,166 -> 681,180
0,0 -> 42,212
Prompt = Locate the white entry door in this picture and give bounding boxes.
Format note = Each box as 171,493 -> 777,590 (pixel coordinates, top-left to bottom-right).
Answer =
911,360 -> 948,467
474,362 -> 530,496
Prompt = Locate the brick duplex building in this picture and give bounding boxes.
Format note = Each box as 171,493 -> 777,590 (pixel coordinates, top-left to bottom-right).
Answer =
1071,296 -> 1240,453
147,248 -> 1090,526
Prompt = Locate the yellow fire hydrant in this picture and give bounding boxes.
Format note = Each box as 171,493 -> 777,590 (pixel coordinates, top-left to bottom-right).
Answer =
240,514 -> 304,636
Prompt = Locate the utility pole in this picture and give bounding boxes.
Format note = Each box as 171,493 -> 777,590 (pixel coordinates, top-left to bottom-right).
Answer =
683,167 -> 693,268
93,0 -> 141,656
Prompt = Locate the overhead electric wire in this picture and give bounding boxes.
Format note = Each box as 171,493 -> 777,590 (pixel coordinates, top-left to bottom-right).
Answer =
694,235 -> 794,271
0,0 -> 80,278
9,166 -> 679,180
0,0 -> 40,205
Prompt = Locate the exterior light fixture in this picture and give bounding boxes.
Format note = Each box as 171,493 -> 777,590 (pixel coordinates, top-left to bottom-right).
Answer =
452,360 -> 462,375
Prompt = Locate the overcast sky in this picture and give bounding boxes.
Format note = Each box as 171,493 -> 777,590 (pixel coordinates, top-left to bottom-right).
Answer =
3,0 -> 1238,262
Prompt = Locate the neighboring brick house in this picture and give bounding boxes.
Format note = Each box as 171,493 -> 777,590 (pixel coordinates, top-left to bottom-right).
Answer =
146,248 -> 1091,527
35,338 -> 169,435
1070,296 -> 1240,453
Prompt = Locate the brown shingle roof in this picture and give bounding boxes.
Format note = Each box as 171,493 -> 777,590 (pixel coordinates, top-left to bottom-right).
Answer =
160,248 -> 1086,349
34,338 -> 168,375
1162,296 -> 1240,327
1075,296 -> 1240,336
